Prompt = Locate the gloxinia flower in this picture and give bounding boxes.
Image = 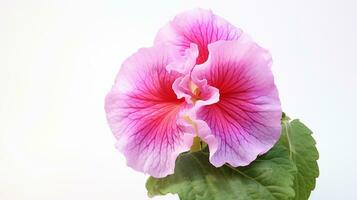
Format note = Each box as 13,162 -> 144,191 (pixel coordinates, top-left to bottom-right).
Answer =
155,8 -> 243,65
105,44 -> 215,178
105,8 -> 282,178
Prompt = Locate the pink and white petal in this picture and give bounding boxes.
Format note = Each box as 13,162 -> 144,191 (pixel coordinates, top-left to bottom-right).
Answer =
155,8 -> 243,64
172,75 -> 192,103
105,45 -> 195,178
166,43 -> 199,74
192,39 -> 282,167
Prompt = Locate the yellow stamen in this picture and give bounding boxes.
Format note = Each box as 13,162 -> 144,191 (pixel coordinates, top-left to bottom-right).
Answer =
189,81 -> 201,104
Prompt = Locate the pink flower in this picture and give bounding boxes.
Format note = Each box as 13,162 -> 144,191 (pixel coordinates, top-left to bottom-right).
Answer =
105,9 -> 281,178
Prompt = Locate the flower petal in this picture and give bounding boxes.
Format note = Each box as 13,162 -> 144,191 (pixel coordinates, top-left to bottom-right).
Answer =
105,45 -> 196,178
155,8 -> 243,64
166,43 -> 199,74
192,39 -> 282,167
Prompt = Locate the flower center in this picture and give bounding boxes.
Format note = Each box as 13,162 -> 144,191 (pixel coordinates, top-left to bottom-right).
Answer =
189,81 -> 201,103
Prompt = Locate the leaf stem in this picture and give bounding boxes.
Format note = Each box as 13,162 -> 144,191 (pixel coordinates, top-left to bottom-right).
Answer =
190,137 -> 202,152
282,117 -> 293,159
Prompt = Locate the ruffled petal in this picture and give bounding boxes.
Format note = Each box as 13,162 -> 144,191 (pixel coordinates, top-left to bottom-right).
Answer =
105,45 -> 196,178
166,43 -> 199,74
155,8 -> 243,64
172,73 -> 220,106
171,74 -> 220,153
192,39 -> 282,167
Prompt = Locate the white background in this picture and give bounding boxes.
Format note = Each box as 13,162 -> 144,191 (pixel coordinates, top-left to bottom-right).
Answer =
1,0 -> 356,199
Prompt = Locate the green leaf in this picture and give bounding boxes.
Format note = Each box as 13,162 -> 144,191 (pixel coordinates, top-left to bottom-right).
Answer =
279,115 -> 319,200
146,145 -> 296,200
